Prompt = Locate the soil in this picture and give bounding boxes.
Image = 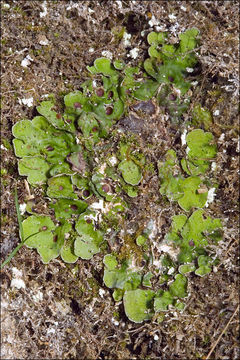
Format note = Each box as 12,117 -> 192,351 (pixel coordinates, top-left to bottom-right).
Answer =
1,1 -> 239,359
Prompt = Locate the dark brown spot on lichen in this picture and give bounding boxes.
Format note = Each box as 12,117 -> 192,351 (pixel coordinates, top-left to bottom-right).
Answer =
83,189 -> 90,197
96,88 -> 104,97
56,113 -> 61,119
189,240 -> 195,247
53,235 -> 58,242
74,102 -> 82,108
59,185 -> 64,190
108,90 -> 113,99
169,94 -> 177,101
168,76 -> 174,82
46,146 -> 54,151
86,218 -> 92,224
92,126 -> 98,132
41,226 -> 48,231
106,107 -> 113,115
66,118 -> 72,123
70,204 -> 78,211
102,184 -> 110,193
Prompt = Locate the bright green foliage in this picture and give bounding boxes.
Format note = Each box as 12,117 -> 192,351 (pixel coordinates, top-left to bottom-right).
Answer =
103,258 -> 142,291
167,210 -> 222,266
181,129 -> 217,175
179,263 -> 196,274
50,199 -> 88,219
143,28 -> 199,121
178,176 -> 208,211
18,156 -> 50,185
136,234 -> 147,246
103,254 -> 118,270
118,159 -> 142,186
88,58 -> 118,76
154,291 -> 174,311
60,243 -> 78,264
174,300 -> 185,311
158,150 -> 183,201
169,274 -> 188,298
12,116 -> 77,184
74,211 -> 103,260
123,289 -> 155,323
55,222 -> 78,263
192,104 -> 213,129
133,79 -> 159,101
145,28 -> 199,94
22,215 -> 58,263
157,84 -> 190,122
142,272 -> 154,287
91,172 -> 115,201
159,151 -> 208,210
47,175 -> 78,199
195,255 -> 212,276
113,289 -> 124,301
9,28 -> 224,324
37,101 -> 77,133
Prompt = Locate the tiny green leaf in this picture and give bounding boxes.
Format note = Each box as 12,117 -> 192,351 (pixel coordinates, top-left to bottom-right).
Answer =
154,291 -> 174,311
118,160 -> 142,186
47,175 -> 77,199
123,289 -> 155,323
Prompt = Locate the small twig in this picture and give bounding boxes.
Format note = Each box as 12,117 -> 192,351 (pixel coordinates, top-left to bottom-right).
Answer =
0,187 -> 40,270
205,304 -> 239,360
24,179 -> 35,200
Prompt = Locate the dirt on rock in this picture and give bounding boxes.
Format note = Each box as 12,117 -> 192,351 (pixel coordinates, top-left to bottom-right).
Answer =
1,1 -> 239,359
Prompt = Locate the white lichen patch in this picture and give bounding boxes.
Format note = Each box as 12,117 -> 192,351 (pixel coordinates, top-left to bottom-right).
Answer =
10,279 -> 26,289
157,242 -> 179,261
11,268 -> 25,290
181,129 -> 188,146
148,15 -> 160,27
211,162 -> 217,171
40,1 -> 48,18
168,13 -> 177,21
99,288 -> 105,298
21,55 -> 33,68
180,5 -> 187,11
98,162 -> 107,175
116,0 -> 122,9
32,290 -> 43,302
18,97 -> 34,107
46,327 -> 56,335
101,50 -> 113,59
38,35 -> 49,46
108,155 -> 118,166
213,109 -> 220,116
129,47 -> 139,59
19,203 -> 26,215
167,267 -> 175,275
112,317 -> 119,326
1,144 -> 8,151
89,200 -> 112,215
218,133 -> 225,142
3,3 -> 10,9
205,188 -> 216,207
123,32 -> 131,47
